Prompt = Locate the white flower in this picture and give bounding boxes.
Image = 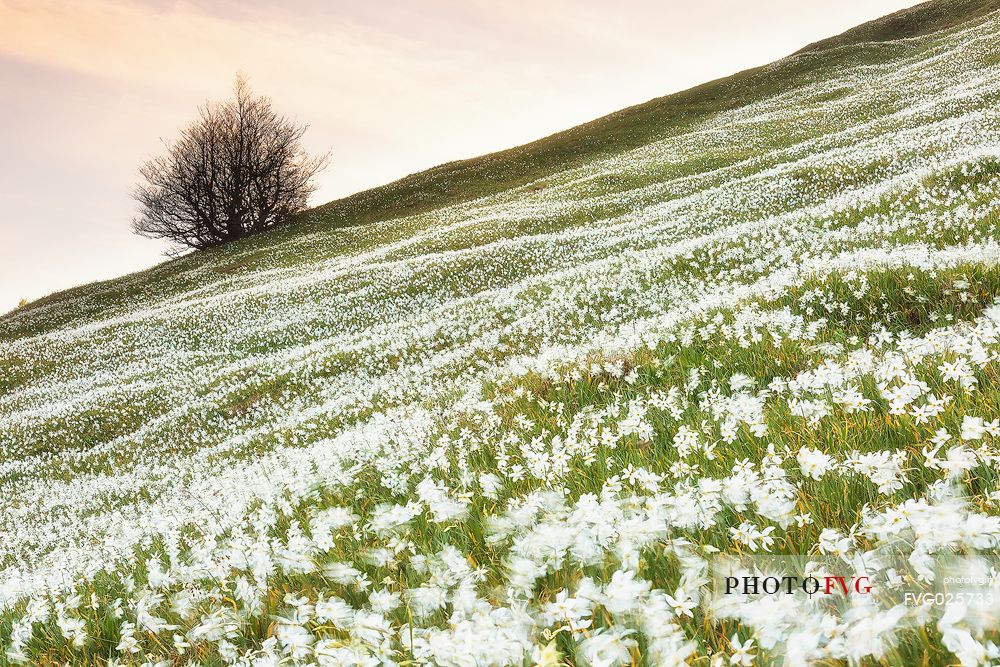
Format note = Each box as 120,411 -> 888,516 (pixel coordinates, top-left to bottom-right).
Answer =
729,521 -> 777,552
116,621 -> 140,654
542,589 -> 593,632
961,416 -> 987,441
578,627 -> 637,667
367,589 -> 401,615
603,570 -> 651,615
479,472 -> 503,499
274,621 -> 314,659
314,596 -> 354,627
797,446 -> 834,480
818,528 -> 853,558
729,634 -> 756,666
663,588 -> 697,618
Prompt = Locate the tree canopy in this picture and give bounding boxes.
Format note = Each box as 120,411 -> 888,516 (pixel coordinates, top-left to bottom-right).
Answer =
132,76 -> 328,252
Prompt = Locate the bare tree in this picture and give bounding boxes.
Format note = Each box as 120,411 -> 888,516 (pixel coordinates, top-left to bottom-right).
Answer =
132,75 -> 328,252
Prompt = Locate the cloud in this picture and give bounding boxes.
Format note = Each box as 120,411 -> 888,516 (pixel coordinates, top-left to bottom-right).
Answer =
0,0 -> 919,310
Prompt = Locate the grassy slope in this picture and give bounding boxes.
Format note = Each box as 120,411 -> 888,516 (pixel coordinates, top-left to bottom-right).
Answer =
795,0 -> 1000,53
2,1 -> 1000,665
5,0 -> 990,333
309,0 -> 995,229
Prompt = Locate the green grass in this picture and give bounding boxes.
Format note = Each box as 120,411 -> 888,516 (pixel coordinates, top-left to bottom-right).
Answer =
6,1 -> 992,334
2,1 -> 1000,665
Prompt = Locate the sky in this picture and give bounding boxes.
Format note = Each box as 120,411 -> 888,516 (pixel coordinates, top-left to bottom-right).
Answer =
0,0 -> 920,313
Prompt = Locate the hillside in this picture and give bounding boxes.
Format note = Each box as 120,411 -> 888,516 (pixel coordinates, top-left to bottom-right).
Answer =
2,1 -> 1000,665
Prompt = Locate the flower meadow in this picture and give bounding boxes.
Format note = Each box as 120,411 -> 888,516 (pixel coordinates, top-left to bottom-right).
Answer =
3,10 -> 1000,667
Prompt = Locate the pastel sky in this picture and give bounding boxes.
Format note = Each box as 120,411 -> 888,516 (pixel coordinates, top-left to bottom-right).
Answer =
0,0 -> 919,312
